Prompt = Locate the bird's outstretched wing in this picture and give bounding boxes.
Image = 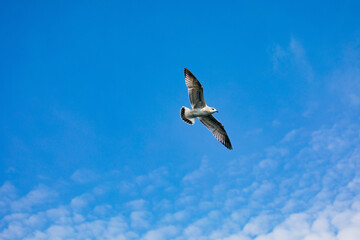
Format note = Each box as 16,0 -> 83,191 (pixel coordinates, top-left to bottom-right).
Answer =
184,68 -> 206,109
199,115 -> 232,150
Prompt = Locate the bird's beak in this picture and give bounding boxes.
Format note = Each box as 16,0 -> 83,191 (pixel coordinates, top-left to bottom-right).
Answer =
215,110 -> 219,113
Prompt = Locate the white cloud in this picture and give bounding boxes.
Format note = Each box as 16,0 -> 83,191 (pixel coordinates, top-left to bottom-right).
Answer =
281,129 -> 300,142
272,37 -> 314,81
222,233 -> 251,240
70,194 -> 92,211
0,182 -> 17,198
310,126 -> 351,153
93,204 -> 112,216
2,116 -> 360,240
0,182 -> 17,213
184,225 -> 202,238
141,226 -> 178,240
251,181 -> 274,199
71,169 -> 97,184
253,194 -> 360,240
125,199 -> 148,210
130,211 -> 151,229
257,159 -> 277,169
265,146 -> 288,158
289,38 -> 314,81
329,66 -> 360,107
134,167 -> 170,195
176,195 -> 196,206
161,210 -> 189,224
173,210 -> 189,222
103,215 -> 129,239
243,215 -> 274,236
182,158 -> 211,184
0,221 -> 27,240
45,207 -> 71,224
11,185 -> 57,212
119,180 -> 136,194
45,225 -> 75,240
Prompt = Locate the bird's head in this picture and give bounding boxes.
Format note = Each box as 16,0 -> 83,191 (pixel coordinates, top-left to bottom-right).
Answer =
210,107 -> 218,113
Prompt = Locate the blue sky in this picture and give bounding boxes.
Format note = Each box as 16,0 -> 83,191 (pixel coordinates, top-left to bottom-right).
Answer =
1,0 -> 360,239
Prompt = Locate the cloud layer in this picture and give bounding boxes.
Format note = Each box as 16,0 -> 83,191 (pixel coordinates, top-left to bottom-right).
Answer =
1,119 -> 360,240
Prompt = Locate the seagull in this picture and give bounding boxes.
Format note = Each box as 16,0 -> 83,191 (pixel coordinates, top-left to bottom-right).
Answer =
180,68 -> 233,150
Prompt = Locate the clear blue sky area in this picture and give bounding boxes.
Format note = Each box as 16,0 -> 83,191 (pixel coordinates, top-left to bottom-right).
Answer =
1,1 -> 360,239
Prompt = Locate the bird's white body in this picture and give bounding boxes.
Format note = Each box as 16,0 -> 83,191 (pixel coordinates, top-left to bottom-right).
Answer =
184,106 -> 216,119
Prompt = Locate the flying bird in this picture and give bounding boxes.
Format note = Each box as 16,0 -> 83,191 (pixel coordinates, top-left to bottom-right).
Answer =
180,68 -> 232,150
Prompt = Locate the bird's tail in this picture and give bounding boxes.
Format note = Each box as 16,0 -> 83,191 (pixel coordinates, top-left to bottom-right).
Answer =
180,107 -> 195,125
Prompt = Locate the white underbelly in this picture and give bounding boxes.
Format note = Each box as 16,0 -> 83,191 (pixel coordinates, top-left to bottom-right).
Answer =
185,109 -> 211,118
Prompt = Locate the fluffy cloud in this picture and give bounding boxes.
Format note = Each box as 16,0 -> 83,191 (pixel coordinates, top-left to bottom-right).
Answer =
272,37 -> 314,81
1,106 -> 360,240
71,169 -> 97,184
10,185 -> 57,212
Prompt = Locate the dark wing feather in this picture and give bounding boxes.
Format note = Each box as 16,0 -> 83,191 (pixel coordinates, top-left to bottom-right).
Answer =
199,115 -> 232,150
184,68 -> 206,109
